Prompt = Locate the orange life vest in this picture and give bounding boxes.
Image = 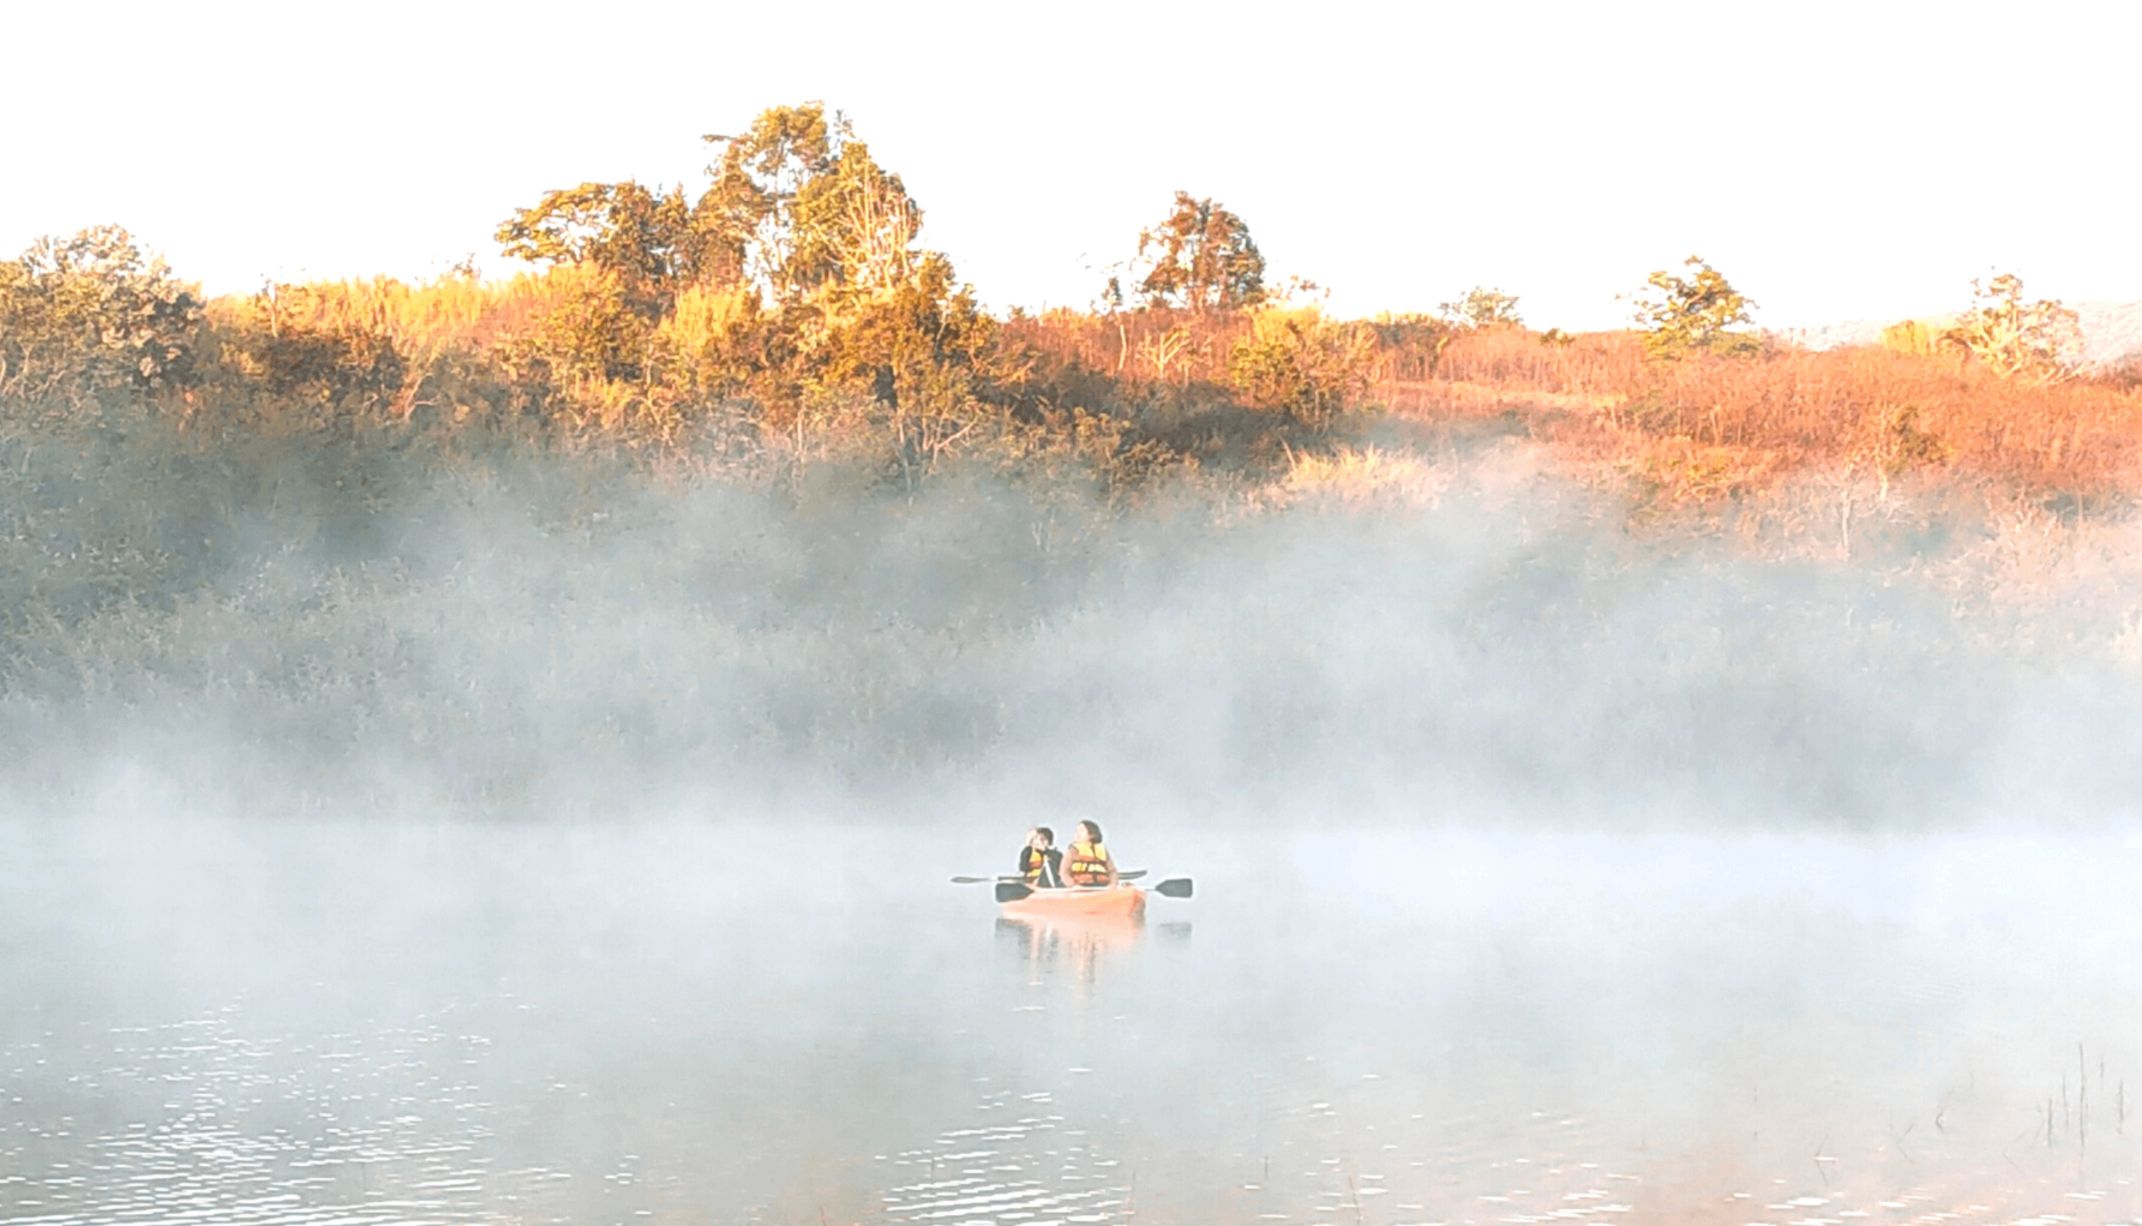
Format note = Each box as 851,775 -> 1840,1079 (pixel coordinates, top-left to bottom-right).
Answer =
1020,846 -> 1061,886
1065,839 -> 1110,886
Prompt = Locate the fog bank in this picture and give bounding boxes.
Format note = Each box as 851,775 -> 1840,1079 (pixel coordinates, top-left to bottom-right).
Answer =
4,425 -> 2138,830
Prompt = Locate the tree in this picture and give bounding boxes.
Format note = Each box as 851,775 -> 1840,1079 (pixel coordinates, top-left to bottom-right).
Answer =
692,106 -> 978,428
697,103 -> 841,305
1133,192 -> 1266,313
1942,272 -> 2081,383
789,137 -> 923,300
0,225 -> 202,405
489,103 -> 994,461
495,181 -> 700,308
494,181 -> 705,390
1630,256 -> 1757,358
1438,286 -> 1523,329
697,104 -> 834,302
497,103 -> 934,318
809,253 -> 999,484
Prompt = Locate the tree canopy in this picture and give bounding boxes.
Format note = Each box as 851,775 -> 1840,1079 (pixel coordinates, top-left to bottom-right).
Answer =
1126,192 -> 1266,314
1439,286 -> 1523,329
1631,256 -> 1757,358
0,225 -> 202,404
496,103 -> 928,316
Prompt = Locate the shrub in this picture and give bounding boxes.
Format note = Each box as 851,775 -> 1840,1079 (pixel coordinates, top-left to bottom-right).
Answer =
1227,306 -> 1375,428
1880,319 -> 1945,358
643,283 -> 775,419
1942,273 -> 2082,384
1365,314 -> 1453,383
0,226 -> 203,405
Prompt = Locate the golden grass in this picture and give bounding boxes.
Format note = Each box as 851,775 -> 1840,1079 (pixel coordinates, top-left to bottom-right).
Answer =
1275,444 -> 1448,508
1377,328 -> 2142,503
206,271 -> 577,361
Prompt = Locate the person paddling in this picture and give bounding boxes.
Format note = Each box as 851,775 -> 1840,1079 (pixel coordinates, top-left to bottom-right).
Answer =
1019,827 -> 1064,888
1063,820 -> 1118,887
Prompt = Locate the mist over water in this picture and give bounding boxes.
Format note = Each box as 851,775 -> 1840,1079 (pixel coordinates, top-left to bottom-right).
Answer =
7,431 -> 2142,1223
7,823 -> 2142,1223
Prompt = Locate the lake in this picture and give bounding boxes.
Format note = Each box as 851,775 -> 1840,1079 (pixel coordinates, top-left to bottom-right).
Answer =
3,821 -> 2137,1225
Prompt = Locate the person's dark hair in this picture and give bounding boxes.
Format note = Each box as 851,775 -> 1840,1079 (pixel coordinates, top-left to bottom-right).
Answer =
1035,826 -> 1054,845
1076,820 -> 1103,844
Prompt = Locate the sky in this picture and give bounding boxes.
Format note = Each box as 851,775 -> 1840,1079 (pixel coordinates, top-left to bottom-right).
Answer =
4,0 -> 2134,332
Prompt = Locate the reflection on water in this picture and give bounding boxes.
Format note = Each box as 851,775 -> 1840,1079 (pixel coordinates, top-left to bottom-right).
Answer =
879,1101 -> 1130,1226
4,825 -> 2142,1225
995,913 -> 1189,995
888,914 -> 1194,1225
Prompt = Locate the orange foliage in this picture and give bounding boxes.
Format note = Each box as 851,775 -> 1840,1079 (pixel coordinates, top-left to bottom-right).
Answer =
1392,329 -> 2142,501
1000,306 -> 2142,503
173,276 -> 2142,506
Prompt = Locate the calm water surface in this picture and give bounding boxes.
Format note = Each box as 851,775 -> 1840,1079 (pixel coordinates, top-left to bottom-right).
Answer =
3,822 -> 2139,1225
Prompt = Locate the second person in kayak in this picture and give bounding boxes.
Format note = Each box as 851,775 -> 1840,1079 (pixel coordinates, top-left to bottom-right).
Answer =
1064,820 -> 1118,887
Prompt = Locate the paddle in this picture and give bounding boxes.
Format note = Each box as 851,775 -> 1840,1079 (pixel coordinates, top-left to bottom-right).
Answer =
993,875 -> 1192,904
951,870 -> 1148,885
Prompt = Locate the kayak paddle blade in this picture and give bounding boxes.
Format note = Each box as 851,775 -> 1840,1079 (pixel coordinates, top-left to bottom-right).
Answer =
1153,877 -> 1194,899
994,881 -> 1035,904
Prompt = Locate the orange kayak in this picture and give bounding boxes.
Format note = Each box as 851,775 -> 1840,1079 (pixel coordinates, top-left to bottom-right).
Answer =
999,883 -> 1147,920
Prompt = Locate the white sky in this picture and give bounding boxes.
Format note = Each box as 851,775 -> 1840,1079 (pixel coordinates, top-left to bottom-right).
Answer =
4,0 -> 2134,331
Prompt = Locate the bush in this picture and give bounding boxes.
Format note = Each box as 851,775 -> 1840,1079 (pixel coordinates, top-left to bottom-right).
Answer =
0,226 -> 203,406
211,282 -> 409,416
1365,314 -> 1453,383
1943,273 -> 2082,384
1226,306 -> 1375,428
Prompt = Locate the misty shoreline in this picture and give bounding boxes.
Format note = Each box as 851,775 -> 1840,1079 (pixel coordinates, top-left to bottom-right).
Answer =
6,405 -> 2139,831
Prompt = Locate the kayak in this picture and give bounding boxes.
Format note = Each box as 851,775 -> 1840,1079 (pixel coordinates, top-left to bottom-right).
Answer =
999,883 -> 1147,920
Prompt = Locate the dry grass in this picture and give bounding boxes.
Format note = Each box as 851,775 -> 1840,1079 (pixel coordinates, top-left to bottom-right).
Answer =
1274,444 -> 1448,509
1002,306 -> 2142,509
1378,327 -> 2142,505
206,271 -> 568,361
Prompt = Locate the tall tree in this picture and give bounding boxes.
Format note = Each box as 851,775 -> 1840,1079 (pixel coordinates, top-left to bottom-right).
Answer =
1133,192 -> 1266,313
696,104 -> 842,305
